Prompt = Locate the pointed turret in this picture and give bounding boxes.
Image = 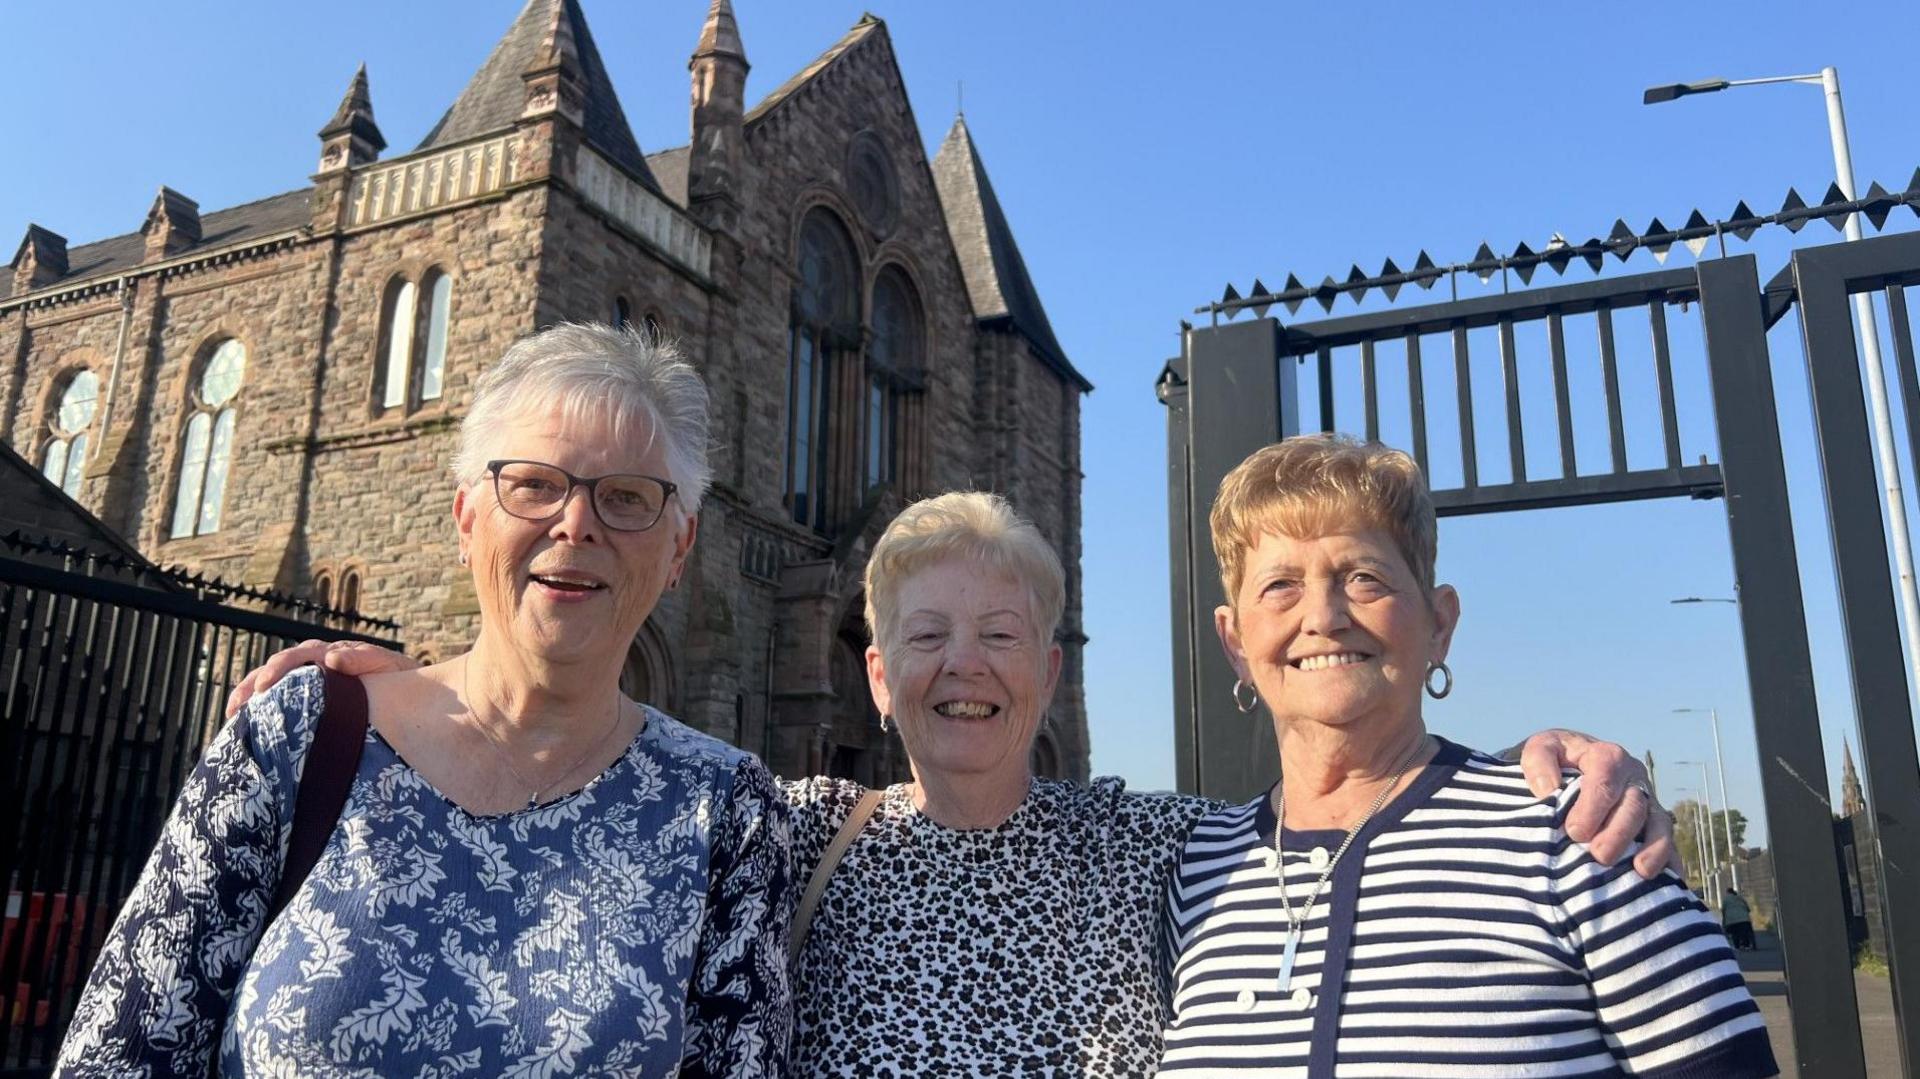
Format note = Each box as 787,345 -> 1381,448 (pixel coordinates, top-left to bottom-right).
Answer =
932,114 -> 1089,391
687,0 -> 748,230
520,0 -> 585,127
417,0 -> 657,191
142,187 -> 202,260
693,0 -> 746,64
317,63 -> 386,174
1841,737 -> 1867,819
10,224 -> 68,294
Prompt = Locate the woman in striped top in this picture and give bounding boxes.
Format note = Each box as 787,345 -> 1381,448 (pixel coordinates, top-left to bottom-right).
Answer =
1158,434 -> 1775,1077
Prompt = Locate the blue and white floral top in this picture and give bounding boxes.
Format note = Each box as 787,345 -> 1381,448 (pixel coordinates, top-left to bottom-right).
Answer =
55,667 -> 791,1077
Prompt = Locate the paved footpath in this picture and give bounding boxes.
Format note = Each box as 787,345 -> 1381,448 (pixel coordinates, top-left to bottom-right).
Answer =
1739,932 -> 1899,1076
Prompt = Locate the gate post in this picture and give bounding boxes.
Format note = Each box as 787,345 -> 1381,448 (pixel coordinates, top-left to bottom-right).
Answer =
1697,254 -> 1867,1076
1175,318 -> 1286,800
1161,354 -> 1198,793
1793,236 -> 1920,1077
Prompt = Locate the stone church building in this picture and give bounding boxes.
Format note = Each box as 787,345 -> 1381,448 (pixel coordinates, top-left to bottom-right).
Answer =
0,0 -> 1091,783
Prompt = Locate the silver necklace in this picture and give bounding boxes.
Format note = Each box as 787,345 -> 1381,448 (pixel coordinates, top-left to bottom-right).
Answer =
1272,735 -> 1428,997
460,658 -> 625,811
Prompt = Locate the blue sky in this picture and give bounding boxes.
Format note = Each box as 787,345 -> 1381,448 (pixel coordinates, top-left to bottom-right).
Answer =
6,0 -> 1918,840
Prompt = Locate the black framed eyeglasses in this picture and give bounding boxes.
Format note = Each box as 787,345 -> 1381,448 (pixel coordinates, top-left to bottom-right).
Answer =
486,459 -> 679,533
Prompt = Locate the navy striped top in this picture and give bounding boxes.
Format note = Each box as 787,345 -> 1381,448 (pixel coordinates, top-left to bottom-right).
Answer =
1158,738 -> 1776,1078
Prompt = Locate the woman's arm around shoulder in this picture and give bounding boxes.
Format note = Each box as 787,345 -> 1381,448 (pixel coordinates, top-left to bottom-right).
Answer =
1098,777 -> 1228,878
776,774 -> 873,880
54,666 -> 326,1078
1548,778 -> 1779,1078
681,756 -> 793,1078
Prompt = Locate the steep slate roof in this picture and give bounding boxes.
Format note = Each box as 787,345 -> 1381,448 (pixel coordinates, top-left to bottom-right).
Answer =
1,188 -> 312,302
743,15 -> 881,128
417,0 -> 658,192
645,146 -> 691,207
932,115 -> 1090,392
0,440 -> 159,574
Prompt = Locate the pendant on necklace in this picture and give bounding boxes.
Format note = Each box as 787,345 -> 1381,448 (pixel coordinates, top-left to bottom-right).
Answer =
1277,925 -> 1301,994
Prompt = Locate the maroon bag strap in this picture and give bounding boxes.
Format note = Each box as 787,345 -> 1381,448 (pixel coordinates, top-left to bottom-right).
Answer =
267,667 -> 368,922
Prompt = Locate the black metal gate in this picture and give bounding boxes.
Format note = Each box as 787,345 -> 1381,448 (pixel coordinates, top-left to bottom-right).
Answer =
1163,228 -> 1920,1076
0,546 -> 397,1072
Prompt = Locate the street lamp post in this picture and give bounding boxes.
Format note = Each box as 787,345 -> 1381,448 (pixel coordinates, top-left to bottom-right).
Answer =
1677,707 -> 1741,889
1678,759 -> 1721,892
1648,69 -> 1920,708
1675,786 -> 1712,889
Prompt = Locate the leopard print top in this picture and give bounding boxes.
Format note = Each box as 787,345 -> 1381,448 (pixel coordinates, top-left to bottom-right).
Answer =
782,776 -> 1219,1077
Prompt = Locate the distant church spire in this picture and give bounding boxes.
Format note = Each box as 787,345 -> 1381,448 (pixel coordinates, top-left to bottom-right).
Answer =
316,63 -> 385,174
1841,737 -> 1867,819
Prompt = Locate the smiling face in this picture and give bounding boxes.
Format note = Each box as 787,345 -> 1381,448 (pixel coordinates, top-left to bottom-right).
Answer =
1215,528 -> 1457,734
866,557 -> 1062,787
454,403 -> 695,671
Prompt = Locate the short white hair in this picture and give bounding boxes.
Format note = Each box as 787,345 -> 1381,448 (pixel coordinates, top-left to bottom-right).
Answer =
449,322 -> 712,512
864,491 -> 1065,649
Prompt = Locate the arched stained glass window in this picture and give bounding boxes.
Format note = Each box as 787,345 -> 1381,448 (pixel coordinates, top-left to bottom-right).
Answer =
42,369 -> 99,497
421,270 -> 451,401
380,278 -> 416,409
377,268 -> 453,412
866,267 -> 922,490
787,209 -> 859,530
171,339 -> 245,538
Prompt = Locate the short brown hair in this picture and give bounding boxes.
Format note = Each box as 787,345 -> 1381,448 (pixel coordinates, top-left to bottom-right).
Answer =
1210,434 -> 1437,603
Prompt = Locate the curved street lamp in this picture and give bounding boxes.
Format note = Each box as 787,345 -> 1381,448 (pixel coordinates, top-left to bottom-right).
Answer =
1647,68 -> 1920,702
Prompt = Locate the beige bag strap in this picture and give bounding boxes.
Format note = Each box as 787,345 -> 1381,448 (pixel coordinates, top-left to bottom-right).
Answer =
790,787 -> 884,964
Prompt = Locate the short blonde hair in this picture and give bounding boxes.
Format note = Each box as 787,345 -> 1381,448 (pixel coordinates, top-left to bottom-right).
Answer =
1210,433 -> 1437,603
864,491 -> 1065,649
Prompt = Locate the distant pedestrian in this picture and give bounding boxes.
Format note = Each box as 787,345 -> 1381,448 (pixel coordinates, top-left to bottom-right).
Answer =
1724,887 -> 1756,949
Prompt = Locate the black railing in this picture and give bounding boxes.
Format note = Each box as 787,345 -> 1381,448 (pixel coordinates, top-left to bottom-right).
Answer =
1164,227 -> 1920,1075
0,554 -> 397,1071
0,531 -> 399,636
1271,268 -> 1724,516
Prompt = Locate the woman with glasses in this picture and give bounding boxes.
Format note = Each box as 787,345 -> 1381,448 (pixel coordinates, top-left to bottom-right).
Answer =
56,323 -> 790,1077
203,350 -> 1677,1075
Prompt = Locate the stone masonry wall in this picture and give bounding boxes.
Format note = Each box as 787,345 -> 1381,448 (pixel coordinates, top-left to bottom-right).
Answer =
0,10 -> 1090,784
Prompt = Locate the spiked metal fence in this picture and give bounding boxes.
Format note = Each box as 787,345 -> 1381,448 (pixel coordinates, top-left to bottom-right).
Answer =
1165,205 -> 1920,1075
1197,169 -> 1920,319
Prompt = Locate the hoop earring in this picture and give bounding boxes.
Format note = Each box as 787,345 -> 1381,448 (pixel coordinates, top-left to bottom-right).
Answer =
458,551 -> 469,567
1425,661 -> 1453,699
879,713 -> 893,734
1232,679 -> 1260,713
